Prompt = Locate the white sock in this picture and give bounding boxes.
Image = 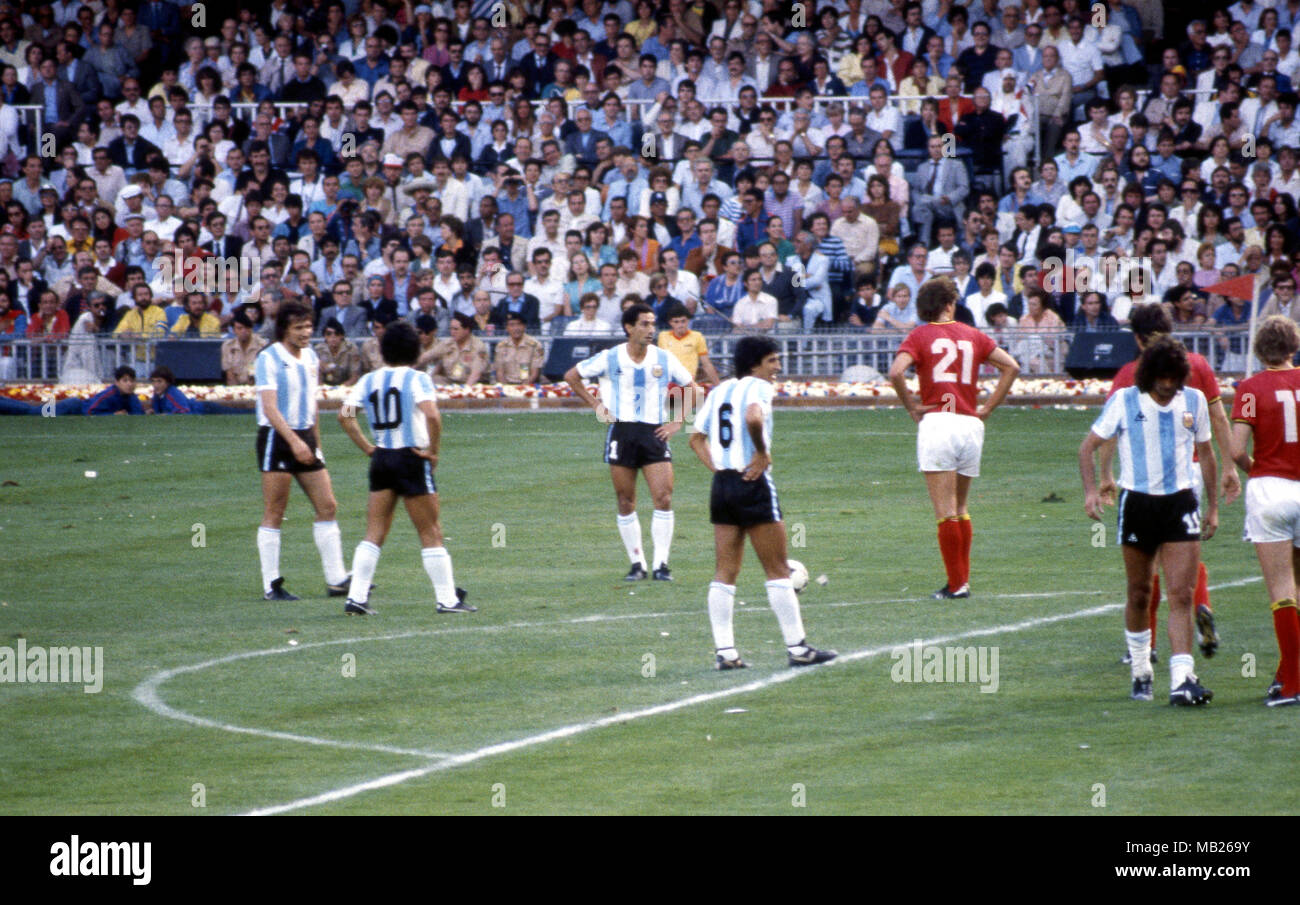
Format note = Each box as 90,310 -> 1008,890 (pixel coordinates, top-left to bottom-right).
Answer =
422,546 -> 457,606
651,509 -> 674,569
313,520 -> 348,586
1170,653 -> 1195,691
708,581 -> 737,653
617,512 -> 647,567
349,541 -> 380,603
766,578 -> 807,648
1126,628 -> 1152,678
257,526 -> 281,594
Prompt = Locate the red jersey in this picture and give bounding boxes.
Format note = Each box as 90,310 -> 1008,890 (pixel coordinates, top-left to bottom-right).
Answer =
897,320 -> 998,416
1108,351 -> 1221,404
1231,367 -> 1300,481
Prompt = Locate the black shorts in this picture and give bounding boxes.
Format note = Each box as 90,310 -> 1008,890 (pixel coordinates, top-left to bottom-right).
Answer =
369,447 -> 437,497
1118,488 -> 1201,553
710,468 -> 782,527
604,421 -> 671,468
257,426 -> 325,473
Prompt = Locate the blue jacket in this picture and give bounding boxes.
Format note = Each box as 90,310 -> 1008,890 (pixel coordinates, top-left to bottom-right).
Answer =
152,386 -> 195,414
84,385 -> 144,415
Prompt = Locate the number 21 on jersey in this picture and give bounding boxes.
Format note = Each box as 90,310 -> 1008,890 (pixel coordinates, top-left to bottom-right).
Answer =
931,338 -> 974,384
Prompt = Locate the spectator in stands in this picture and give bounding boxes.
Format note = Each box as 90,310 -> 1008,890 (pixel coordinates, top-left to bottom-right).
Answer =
317,318 -> 362,387
492,311 -> 544,383
565,292 -> 614,336
421,311 -> 488,384
170,292 -> 221,337
221,311 -> 267,385
657,303 -> 720,383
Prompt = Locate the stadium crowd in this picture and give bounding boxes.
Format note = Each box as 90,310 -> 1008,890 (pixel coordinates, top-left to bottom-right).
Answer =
0,0 -> 1295,386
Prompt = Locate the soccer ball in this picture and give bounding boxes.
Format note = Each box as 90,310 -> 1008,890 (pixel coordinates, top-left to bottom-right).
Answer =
787,560 -> 809,593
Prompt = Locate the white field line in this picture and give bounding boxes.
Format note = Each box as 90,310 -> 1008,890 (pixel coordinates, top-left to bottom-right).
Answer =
131,589 -> 1109,761
238,576 -> 1261,816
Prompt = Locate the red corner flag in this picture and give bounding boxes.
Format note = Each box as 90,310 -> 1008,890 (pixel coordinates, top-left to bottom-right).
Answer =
1203,274 -> 1255,301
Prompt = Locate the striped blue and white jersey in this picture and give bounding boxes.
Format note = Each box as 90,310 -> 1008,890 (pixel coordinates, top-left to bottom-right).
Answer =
576,343 -> 693,424
254,342 -> 319,429
693,376 -> 776,472
1091,385 -> 1211,495
345,366 -> 438,449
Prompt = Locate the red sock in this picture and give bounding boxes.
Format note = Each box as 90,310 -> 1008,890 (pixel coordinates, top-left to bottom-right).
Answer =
937,518 -> 963,591
1195,560 -> 1211,610
1272,600 -> 1300,696
957,515 -> 973,587
1148,573 -> 1160,649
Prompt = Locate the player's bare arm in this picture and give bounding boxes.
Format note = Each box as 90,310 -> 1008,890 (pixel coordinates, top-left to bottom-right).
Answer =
262,389 -> 316,464
1208,398 -> 1242,503
1230,421 -> 1255,474
1079,431 -> 1108,521
688,429 -> 716,471
563,365 -> 611,422
976,347 -> 1020,419
414,398 -> 441,467
655,380 -> 700,441
1196,437 -> 1219,539
887,351 -> 929,422
1097,437 -> 1118,505
742,401 -> 771,481
337,402 -> 376,457
699,351 -> 720,384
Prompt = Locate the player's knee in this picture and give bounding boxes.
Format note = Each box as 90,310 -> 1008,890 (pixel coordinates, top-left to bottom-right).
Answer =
316,501 -> 338,521
652,492 -> 672,510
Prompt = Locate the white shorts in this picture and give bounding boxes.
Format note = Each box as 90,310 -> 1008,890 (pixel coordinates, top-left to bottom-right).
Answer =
1244,476 -> 1300,546
917,411 -> 985,477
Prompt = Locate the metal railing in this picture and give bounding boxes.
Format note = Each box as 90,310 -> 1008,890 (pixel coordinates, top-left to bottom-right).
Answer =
0,326 -> 1253,385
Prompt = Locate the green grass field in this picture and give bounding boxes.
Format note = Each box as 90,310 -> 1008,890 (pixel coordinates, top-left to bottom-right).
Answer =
0,408 -> 1294,815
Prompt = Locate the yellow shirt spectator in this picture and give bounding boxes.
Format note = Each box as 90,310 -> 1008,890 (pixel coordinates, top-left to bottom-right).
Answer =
658,327 -> 716,382
114,304 -> 169,338
170,312 -> 222,336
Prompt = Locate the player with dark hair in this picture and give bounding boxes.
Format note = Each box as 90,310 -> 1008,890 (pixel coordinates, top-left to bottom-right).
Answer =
888,277 -> 1020,599
337,322 -> 473,615
564,303 -> 702,581
83,366 -> 145,415
253,301 -> 350,602
147,366 -> 243,414
1100,303 -> 1240,663
1230,316 -> 1300,706
1081,336 -> 1219,705
689,336 -> 836,669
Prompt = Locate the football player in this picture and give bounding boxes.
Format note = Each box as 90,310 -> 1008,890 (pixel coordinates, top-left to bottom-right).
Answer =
1229,316 -> 1300,706
888,277 -> 1021,599
253,302 -> 350,602
564,304 -> 702,581
337,322 -> 474,615
689,335 -> 836,669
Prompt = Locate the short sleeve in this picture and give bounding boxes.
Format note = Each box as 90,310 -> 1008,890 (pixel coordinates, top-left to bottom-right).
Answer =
897,327 -> 921,364
1229,376 -> 1254,424
254,349 -> 273,391
974,327 -> 997,362
1090,389 -> 1125,440
412,370 -> 437,404
343,373 -> 367,409
1191,354 -> 1220,404
576,348 -> 610,379
692,333 -> 707,355
1192,390 -> 1212,443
